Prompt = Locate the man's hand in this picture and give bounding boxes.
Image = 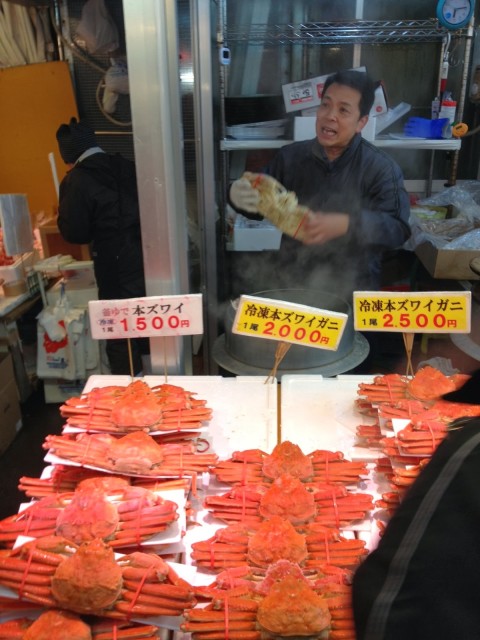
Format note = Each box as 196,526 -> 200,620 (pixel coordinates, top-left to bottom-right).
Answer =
302,212 -> 350,245
230,178 -> 260,213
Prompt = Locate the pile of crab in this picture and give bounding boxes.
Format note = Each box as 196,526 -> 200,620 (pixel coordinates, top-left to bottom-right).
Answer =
181,440 -> 374,640
0,380 -> 222,637
355,365 -> 480,458
184,559 -> 354,640
205,441 -> 373,528
355,365 -> 480,523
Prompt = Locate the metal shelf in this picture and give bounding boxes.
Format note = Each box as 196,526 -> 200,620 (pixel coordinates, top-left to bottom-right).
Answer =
225,19 -> 463,46
221,137 -> 462,152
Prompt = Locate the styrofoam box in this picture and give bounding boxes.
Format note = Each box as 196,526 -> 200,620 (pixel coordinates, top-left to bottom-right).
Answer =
294,113 -> 376,142
232,215 -> 282,251
294,116 -> 316,141
0,252 -> 37,284
283,71 -> 387,115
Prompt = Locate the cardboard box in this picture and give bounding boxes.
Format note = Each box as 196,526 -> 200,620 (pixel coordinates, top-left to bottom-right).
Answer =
282,68 -> 387,115
230,215 -> 282,251
43,378 -> 87,404
415,242 -> 480,280
0,352 -> 22,454
38,220 -> 90,262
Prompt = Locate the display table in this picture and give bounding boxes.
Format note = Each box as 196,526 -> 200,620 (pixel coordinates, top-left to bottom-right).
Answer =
84,374 -> 279,457
0,290 -> 41,402
1,373 -> 384,638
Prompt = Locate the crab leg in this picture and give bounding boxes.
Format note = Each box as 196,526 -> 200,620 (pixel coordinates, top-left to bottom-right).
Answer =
93,624 -> 161,639
94,630 -> 160,640
0,618 -> 31,639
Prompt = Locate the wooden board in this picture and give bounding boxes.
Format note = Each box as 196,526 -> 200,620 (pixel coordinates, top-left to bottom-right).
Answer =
0,61 -> 78,220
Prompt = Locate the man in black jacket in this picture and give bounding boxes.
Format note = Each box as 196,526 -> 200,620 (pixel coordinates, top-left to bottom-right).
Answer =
352,368 -> 480,640
229,70 -> 411,298
56,118 -> 148,375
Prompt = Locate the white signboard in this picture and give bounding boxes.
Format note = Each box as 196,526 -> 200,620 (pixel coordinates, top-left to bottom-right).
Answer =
88,294 -> 203,340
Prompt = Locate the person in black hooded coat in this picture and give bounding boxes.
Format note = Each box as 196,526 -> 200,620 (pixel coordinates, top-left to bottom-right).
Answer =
56,118 -> 148,375
352,367 -> 480,640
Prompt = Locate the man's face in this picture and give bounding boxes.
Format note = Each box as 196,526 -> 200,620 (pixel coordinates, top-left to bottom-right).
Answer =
315,82 -> 368,156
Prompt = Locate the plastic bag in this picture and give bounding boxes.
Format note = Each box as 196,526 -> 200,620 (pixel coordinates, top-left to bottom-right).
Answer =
443,228 -> 480,250
417,357 -> 459,376
36,295 -> 86,381
407,181 -> 480,250
103,58 -> 129,113
76,0 -> 119,55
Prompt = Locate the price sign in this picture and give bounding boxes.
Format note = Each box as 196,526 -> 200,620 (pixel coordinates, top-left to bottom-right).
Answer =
353,291 -> 471,333
88,294 -> 203,340
232,294 -> 348,351
289,82 -> 314,105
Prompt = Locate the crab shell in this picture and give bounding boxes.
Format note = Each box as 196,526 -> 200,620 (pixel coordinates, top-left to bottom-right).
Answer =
23,609 -> 92,640
51,538 -> 123,614
0,535 -> 195,620
261,441 -> 314,480
257,573 -> 331,636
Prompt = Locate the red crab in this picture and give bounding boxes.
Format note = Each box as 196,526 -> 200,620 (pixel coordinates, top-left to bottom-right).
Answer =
212,441 -> 368,486
0,536 -> 195,619
0,609 -> 162,639
190,515 -> 367,571
18,466 -> 190,500
59,380 -> 212,433
356,366 -> 471,411
0,476 -> 180,549
183,560 -> 355,640
43,430 -> 218,478
203,473 -> 374,528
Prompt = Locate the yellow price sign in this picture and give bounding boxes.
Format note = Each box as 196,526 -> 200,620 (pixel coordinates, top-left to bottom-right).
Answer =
232,295 -> 348,351
353,291 -> 471,333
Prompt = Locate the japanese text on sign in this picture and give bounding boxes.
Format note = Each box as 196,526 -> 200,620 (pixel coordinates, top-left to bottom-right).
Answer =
232,295 -> 348,351
353,291 -> 471,333
289,83 -> 313,104
88,294 -> 203,340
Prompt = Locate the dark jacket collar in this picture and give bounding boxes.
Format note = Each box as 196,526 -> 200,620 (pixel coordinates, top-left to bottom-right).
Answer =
311,133 -> 362,169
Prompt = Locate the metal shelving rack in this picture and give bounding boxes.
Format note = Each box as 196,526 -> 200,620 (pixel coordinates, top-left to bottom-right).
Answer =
224,19 -> 463,46
218,14 -> 472,184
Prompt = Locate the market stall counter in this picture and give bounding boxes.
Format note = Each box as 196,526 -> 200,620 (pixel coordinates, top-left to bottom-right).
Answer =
0,372 -> 397,640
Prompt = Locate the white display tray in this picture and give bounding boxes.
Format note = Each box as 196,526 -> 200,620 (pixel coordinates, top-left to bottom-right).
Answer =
83,375 -> 279,458
280,374 -> 377,460
11,486 -> 186,550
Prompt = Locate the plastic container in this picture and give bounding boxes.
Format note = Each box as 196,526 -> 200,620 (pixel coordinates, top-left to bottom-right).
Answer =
439,100 -> 457,124
0,252 -> 37,285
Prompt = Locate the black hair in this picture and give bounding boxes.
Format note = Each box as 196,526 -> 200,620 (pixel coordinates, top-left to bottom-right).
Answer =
322,70 -> 376,118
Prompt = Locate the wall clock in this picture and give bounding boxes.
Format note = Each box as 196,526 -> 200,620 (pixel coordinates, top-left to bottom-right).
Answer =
436,0 -> 475,29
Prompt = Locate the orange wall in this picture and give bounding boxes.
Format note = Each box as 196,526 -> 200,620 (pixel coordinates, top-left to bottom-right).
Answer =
0,61 -> 78,221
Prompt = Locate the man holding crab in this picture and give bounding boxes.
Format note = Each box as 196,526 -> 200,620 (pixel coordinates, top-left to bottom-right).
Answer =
229,69 -> 411,299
